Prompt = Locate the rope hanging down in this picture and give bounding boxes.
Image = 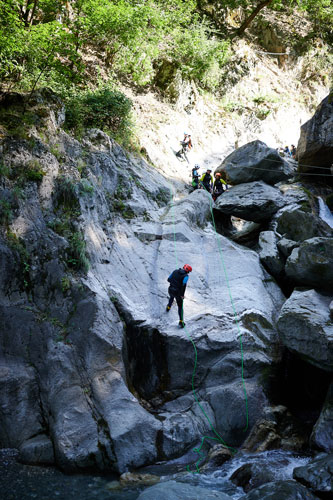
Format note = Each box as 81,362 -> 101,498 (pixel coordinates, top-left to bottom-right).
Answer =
169,185 -> 249,474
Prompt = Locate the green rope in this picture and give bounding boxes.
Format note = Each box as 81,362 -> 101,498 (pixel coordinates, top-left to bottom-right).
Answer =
203,185 -> 249,433
168,184 -> 239,473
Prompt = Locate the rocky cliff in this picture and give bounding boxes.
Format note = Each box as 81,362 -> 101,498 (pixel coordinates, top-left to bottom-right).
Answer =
0,89 -> 332,485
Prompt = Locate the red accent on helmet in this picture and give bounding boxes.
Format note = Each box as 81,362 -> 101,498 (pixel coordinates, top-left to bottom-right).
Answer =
183,264 -> 192,273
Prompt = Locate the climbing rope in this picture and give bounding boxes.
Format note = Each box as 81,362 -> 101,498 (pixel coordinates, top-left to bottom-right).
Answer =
169,185 -> 248,473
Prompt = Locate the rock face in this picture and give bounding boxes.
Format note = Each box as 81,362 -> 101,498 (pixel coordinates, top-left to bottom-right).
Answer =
311,383 -> 333,453
230,462 -> 275,493
216,140 -> 294,185
0,91 -> 286,472
239,480 -> 320,500
297,94 -> 333,173
277,289 -> 333,372
275,208 -> 332,242
285,237 -> 333,290
137,480 -> 233,500
258,231 -> 284,277
293,454 -> 333,498
215,181 -> 285,222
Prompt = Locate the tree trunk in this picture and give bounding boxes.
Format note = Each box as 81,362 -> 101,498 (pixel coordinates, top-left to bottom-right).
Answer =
237,0 -> 273,36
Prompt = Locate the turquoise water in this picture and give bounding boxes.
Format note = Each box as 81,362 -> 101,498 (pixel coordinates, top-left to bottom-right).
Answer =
0,448 -> 311,500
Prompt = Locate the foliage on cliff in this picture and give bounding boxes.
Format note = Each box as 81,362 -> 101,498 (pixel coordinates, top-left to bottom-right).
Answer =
1,0 -> 332,96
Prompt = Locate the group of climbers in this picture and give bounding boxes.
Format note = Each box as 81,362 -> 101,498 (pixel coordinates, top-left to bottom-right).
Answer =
191,164 -> 227,201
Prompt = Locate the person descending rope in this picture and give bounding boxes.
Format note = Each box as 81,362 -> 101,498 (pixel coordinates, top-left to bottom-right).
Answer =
176,132 -> 192,159
200,168 -> 213,193
191,164 -> 200,190
212,172 -> 227,201
166,264 -> 192,328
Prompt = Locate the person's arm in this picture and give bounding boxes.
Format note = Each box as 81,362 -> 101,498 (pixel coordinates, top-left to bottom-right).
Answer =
167,272 -> 173,283
181,275 -> 189,297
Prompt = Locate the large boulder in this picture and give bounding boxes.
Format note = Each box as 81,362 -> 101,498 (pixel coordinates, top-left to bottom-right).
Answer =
231,462 -> 275,493
297,94 -> 333,175
216,140 -> 294,185
275,208 -> 332,242
293,454 -> 333,498
277,289 -> 333,372
285,237 -> 333,290
239,480 -> 319,499
137,480 -> 233,500
310,383 -> 333,453
215,181 -> 285,222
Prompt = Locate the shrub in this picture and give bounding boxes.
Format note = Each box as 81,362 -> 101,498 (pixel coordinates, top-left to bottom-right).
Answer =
0,200 -> 12,225
55,175 -> 80,210
64,85 -> 133,139
67,231 -> 89,273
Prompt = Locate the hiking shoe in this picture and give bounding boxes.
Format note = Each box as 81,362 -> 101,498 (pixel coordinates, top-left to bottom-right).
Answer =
179,320 -> 185,328
166,305 -> 171,312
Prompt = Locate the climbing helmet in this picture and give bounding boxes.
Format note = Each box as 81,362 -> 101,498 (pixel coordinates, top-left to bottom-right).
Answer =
183,264 -> 192,273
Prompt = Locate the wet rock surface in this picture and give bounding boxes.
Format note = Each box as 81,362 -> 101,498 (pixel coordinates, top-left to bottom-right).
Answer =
136,480 -> 233,500
311,383 -> 333,453
293,454 -> 333,498
239,479 -> 320,499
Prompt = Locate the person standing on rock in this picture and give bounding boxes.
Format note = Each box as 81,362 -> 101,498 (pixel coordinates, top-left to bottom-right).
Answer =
200,168 -> 213,193
212,172 -> 227,201
191,164 -> 200,190
166,264 -> 192,328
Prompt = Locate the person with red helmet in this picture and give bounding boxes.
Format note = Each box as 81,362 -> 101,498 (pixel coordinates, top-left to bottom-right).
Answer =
212,172 -> 227,202
166,264 -> 192,328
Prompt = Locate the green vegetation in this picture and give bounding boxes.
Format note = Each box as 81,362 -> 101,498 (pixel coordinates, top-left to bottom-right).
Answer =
0,200 -> 13,225
6,230 -> 31,289
8,159 -> 46,184
0,163 -> 11,178
64,84 -> 133,139
55,175 -> 80,210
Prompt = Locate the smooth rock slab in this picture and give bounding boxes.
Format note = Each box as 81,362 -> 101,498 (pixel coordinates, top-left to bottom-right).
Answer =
239,479 -> 320,499
311,383 -> 333,453
215,181 -> 285,223
277,289 -> 333,372
216,140 -> 293,186
293,454 -> 333,497
137,480 -> 233,500
285,237 -> 333,290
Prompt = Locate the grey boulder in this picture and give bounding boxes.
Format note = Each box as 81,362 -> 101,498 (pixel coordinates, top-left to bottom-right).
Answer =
18,434 -> 55,465
215,181 -> 285,222
293,454 -> 333,497
216,140 -> 294,185
239,479 -> 319,499
275,208 -> 332,242
285,237 -> 333,290
277,289 -> 333,372
137,480 -> 233,500
297,94 -> 333,174
311,383 -> 333,453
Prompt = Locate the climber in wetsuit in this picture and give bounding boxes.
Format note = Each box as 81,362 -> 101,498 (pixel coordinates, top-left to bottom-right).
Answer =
212,172 -> 227,201
166,264 -> 192,328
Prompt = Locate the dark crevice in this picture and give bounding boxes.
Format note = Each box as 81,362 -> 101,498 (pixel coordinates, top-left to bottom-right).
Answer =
267,348 -> 332,433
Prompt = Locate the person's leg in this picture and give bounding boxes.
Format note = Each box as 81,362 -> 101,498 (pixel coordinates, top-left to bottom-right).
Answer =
175,296 -> 184,321
167,291 -> 175,309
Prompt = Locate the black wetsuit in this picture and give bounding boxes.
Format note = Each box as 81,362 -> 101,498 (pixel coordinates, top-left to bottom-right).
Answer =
167,268 -> 189,320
